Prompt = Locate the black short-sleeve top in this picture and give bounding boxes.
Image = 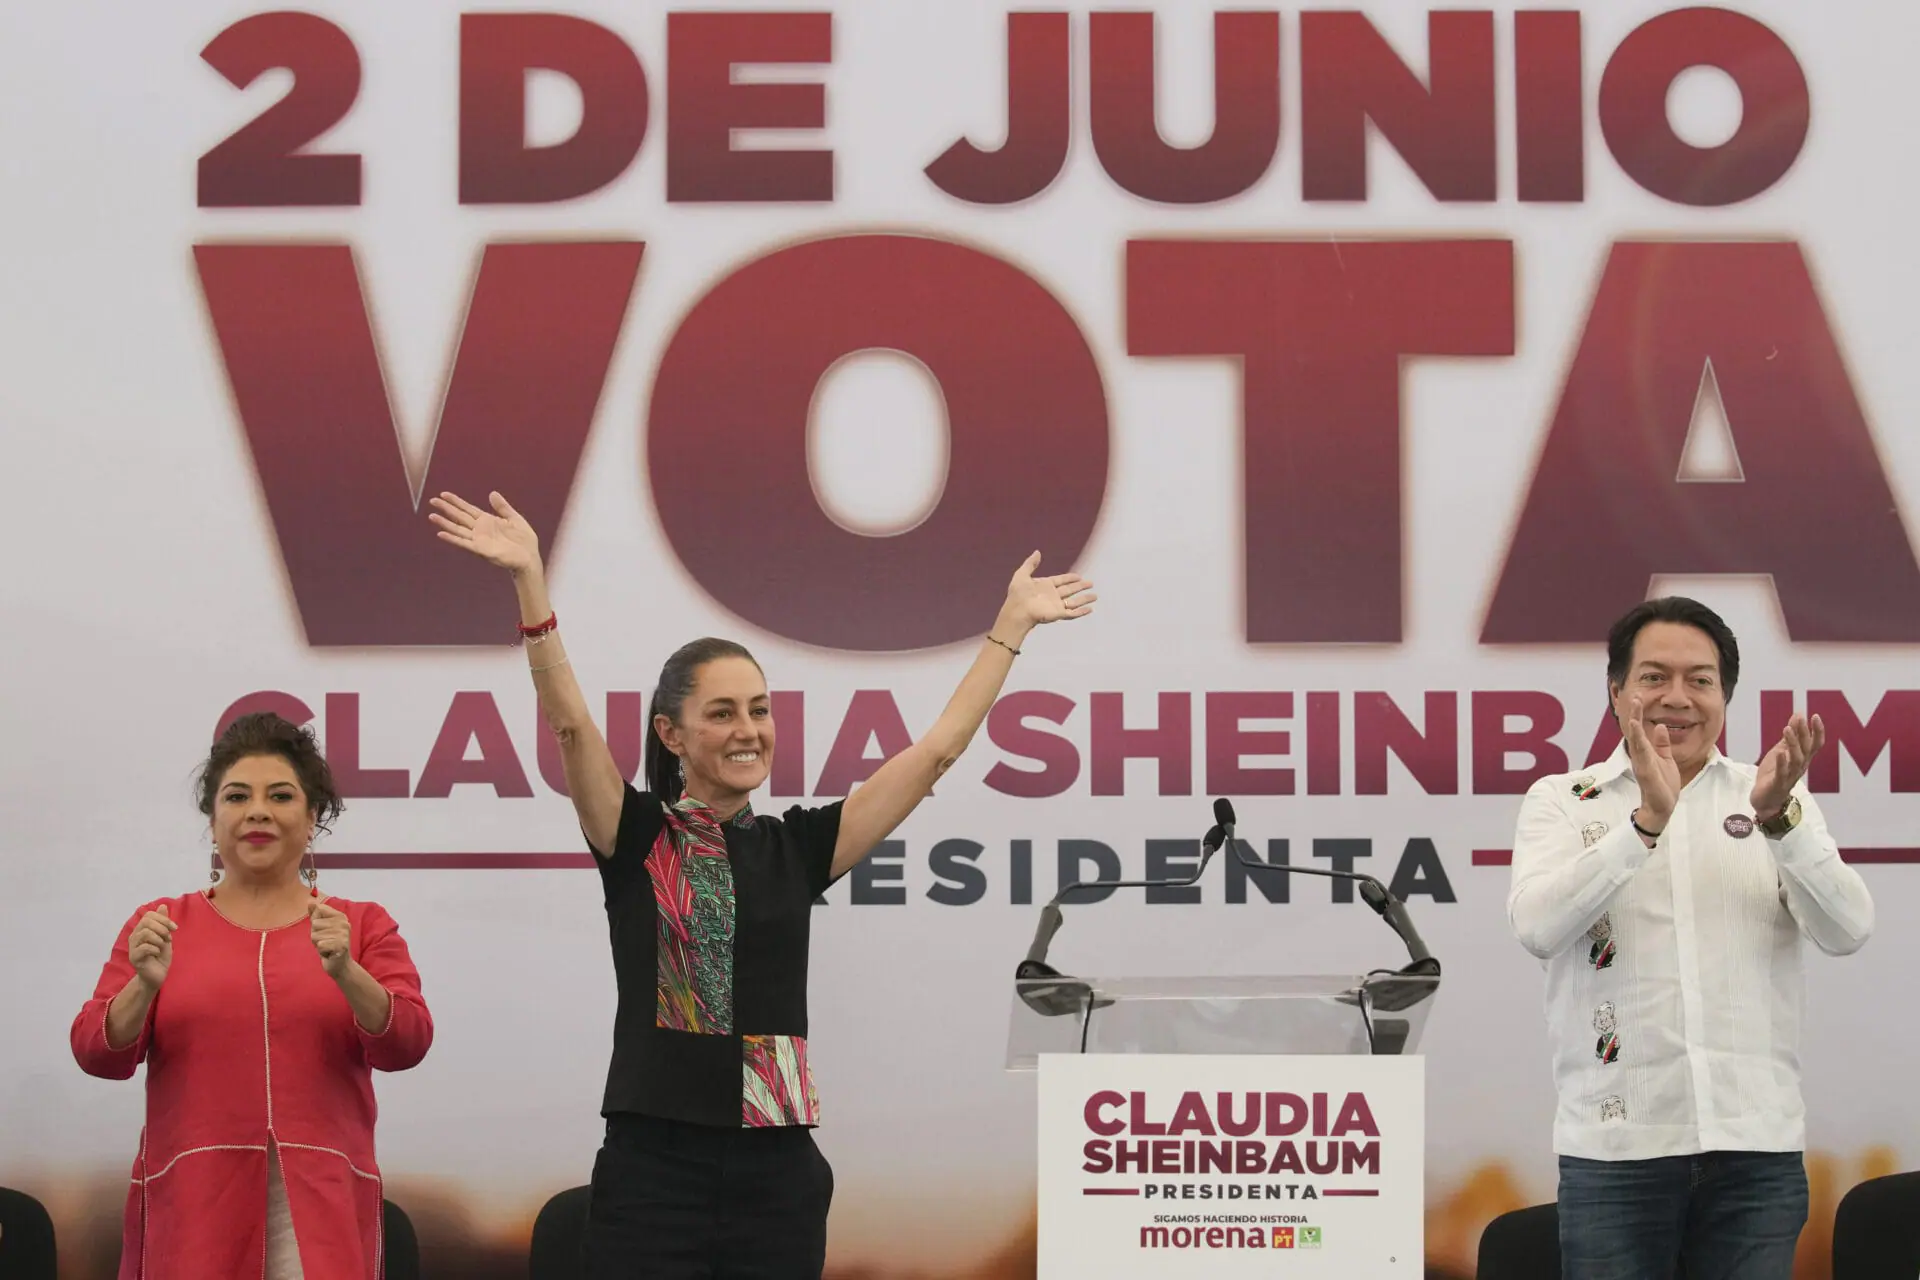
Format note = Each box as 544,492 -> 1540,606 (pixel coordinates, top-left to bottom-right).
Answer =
595,783 -> 844,1127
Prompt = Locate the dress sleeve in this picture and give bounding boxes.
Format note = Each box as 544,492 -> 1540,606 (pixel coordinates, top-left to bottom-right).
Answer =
780,801 -> 847,899
597,784 -> 668,895
353,902 -> 434,1072
71,902 -> 163,1079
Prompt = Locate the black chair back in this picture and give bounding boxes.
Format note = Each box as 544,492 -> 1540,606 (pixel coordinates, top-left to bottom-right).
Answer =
383,1198 -> 420,1280
530,1185 -> 593,1280
1477,1201 -> 1562,1280
1833,1171 -> 1920,1280
0,1186 -> 57,1280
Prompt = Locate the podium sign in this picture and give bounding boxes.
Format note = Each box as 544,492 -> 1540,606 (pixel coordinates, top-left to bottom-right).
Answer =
1037,1053 -> 1424,1278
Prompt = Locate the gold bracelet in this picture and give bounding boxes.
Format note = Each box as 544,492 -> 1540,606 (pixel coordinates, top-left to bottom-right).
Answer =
986,633 -> 1021,657
530,656 -> 571,675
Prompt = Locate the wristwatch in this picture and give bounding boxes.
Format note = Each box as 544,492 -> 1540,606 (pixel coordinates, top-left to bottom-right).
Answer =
1757,796 -> 1802,839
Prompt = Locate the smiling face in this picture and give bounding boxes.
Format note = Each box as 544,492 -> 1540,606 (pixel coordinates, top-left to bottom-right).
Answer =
655,656 -> 774,811
211,753 -> 315,885
1609,620 -> 1727,779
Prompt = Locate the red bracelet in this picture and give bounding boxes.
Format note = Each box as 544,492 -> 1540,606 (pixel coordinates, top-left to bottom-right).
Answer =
517,612 -> 558,640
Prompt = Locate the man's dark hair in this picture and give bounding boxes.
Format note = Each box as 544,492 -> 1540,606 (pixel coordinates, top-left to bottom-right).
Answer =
1605,597 -> 1740,698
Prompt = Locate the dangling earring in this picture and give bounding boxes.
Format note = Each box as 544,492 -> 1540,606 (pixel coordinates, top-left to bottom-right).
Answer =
209,841 -> 222,885
301,845 -> 319,890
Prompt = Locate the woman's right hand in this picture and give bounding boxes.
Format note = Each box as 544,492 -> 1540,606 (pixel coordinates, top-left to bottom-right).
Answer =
128,906 -> 176,992
429,490 -> 542,577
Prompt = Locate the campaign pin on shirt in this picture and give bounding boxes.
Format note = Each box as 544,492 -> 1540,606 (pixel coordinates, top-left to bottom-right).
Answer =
1724,813 -> 1755,839
1572,775 -> 1600,800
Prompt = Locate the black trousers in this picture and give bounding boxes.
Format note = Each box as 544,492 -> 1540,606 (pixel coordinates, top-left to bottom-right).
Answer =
584,1113 -> 835,1279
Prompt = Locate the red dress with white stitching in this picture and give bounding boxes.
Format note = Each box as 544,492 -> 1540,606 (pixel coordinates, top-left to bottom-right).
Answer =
71,891 -> 433,1279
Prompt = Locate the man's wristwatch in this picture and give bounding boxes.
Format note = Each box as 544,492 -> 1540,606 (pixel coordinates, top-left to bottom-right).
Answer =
1757,796 -> 1803,839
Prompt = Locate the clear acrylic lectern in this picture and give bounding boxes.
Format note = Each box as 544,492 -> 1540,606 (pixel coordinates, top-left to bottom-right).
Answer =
1006,971 -> 1439,1070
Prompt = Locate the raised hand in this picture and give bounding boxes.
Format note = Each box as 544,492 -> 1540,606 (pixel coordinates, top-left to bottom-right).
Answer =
429,491 -> 541,576
999,552 -> 1097,632
1622,696 -> 1681,829
1752,712 -> 1824,821
128,905 -> 176,992
309,900 -> 352,979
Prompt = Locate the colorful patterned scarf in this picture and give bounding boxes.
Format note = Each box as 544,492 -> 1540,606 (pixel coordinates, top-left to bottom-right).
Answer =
649,794 -> 739,1034
647,793 -> 820,1125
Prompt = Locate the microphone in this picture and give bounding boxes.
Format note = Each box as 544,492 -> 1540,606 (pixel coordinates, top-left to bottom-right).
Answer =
1218,852 -> 1437,967
1357,880 -> 1437,971
1213,796 -> 1236,846
1219,834 -> 1441,1009
1016,802 -> 1232,1015
1014,798 -> 1441,1017
1019,822 -> 1227,972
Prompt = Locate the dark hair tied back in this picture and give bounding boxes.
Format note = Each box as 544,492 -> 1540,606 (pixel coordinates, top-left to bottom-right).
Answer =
645,638 -> 762,803
196,712 -> 346,836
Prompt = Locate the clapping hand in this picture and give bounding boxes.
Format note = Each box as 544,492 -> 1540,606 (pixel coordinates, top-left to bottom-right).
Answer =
309,900 -> 352,979
128,905 -> 177,992
1622,696 -> 1681,830
1752,713 -> 1824,822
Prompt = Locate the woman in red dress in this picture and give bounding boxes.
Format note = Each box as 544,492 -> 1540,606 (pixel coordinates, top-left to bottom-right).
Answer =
71,713 -> 433,1279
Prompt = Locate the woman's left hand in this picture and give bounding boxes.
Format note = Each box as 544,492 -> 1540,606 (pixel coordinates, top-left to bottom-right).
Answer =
309,900 -> 352,979
998,551 -> 1097,633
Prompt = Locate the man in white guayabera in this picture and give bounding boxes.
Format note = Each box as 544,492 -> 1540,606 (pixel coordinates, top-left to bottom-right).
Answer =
1506,596 -> 1874,1280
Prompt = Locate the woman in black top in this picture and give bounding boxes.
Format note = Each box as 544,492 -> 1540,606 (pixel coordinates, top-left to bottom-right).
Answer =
430,489 -> 1095,1279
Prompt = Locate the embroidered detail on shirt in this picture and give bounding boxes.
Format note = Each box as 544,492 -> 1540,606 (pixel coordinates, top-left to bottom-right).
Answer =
1599,1096 -> 1627,1123
1593,1002 -> 1620,1063
742,1034 -> 820,1127
1580,821 -> 1609,848
1586,913 -> 1616,970
1723,813 -> 1755,838
1571,775 -> 1600,800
